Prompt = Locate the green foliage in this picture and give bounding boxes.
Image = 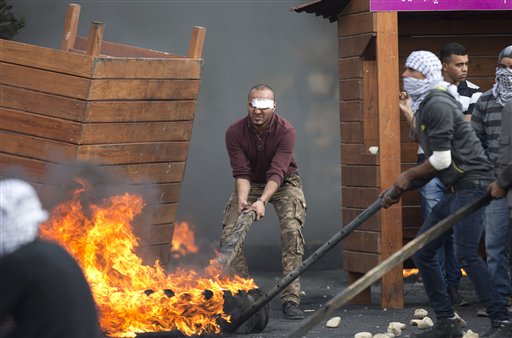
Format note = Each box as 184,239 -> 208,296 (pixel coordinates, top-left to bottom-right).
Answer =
0,0 -> 25,40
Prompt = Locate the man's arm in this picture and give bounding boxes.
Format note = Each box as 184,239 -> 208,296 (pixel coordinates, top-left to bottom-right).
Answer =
247,180 -> 280,221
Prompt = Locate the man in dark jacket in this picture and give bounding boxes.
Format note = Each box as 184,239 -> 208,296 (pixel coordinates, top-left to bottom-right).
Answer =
0,179 -> 102,338
383,51 -> 511,338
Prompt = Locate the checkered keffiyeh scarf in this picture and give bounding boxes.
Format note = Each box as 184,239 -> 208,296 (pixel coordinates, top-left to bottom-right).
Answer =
492,66 -> 512,106
404,51 -> 444,112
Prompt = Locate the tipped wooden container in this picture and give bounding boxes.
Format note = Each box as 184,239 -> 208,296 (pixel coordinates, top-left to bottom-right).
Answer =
0,3 -> 206,264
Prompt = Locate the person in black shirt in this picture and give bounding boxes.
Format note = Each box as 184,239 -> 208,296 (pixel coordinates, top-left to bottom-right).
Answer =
0,179 -> 102,338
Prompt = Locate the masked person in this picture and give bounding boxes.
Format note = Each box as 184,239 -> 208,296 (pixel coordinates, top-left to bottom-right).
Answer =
221,84 -> 307,320
0,179 -> 102,338
383,51 -> 512,338
471,45 -> 512,317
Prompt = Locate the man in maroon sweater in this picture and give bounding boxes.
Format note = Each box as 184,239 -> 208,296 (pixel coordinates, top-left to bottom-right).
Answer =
221,84 -> 307,320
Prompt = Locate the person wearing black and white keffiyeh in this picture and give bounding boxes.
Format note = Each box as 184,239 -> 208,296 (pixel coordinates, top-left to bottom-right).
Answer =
387,50 -> 512,338
0,179 -> 101,338
471,45 -> 512,317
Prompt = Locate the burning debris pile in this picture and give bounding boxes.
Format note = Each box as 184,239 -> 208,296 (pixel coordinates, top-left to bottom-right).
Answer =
39,180 -> 258,337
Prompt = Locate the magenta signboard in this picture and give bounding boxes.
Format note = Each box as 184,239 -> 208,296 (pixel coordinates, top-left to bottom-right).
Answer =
371,0 -> 512,11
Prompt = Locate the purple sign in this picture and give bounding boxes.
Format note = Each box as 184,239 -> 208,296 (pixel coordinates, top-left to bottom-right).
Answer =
371,0 -> 512,11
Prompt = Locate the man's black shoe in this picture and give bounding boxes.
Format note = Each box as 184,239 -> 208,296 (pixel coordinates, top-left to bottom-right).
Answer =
448,286 -> 469,306
411,317 -> 462,338
482,320 -> 512,337
282,301 -> 305,320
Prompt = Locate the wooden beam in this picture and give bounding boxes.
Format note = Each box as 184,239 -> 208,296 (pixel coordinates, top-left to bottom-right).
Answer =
86,22 -> 105,57
376,11 -> 403,309
187,26 -> 206,59
60,3 -> 80,51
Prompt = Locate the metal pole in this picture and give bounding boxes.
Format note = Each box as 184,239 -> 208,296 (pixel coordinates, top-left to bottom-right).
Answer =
287,193 -> 492,338
224,190 -> 393,333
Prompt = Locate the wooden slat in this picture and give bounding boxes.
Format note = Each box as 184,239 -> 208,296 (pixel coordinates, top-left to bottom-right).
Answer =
341,143 -> 379,165
85,101 -> 195,122
339,57 -> 363,79
340,121 -> 362,143
340,0 -> 370,16
96,162 -> 186,184
343,230 -> 380,253
339,34 -> 374,58
0,108 -> 82,143
338,12 -> 375,37
92,58 -> 202,79
123,183 -> 182,204
398,56 -> 498,78
0,153 -> 61,183
86,22 -> 105,57
136,244 -> 170,265
402,206 -> 423,229
0,39 -> 93,77
399,36 -> 510,58
187,26 -> 206,59
341,186 -> 380,208
348,272 -> 372,304
145,203 -> 178,225
341,165 -> 379,187
0,131 -> 76,162
401,142 -> 418,163
343,250 -> 380,274
343,207 -> 380,232
80,121 -> 193,144
76,142 -> 189,164
0,62 -> 90,99
470,78 -> 495,92
363,60 -> 379,149
402,190 -> 420,206
339,78 -> 362,100
74,36 -> 183,59
0,85 -> 87,121
376,11 -> 403,309
60,3 -> 80,52
88,79 -> 200,100
398,11 -> 512,36
339,100 -> 363,122
134,223 -> 174,246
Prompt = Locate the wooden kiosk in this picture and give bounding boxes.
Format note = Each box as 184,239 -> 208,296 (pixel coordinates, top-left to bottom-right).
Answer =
0,4 -> 206,265
293,0 -> 511,308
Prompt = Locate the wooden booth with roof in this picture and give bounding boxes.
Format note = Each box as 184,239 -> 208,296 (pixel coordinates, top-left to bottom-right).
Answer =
0,3 -> 206,265
293,0 -> 511,308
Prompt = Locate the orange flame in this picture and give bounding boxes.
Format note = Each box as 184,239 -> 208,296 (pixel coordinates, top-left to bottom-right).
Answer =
171,222 -> 199,259
39,181 -> 256,337
403,268 -> 419,278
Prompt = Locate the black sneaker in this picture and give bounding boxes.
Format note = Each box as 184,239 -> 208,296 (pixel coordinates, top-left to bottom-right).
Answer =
448,286 -> 469,306
282,301 -> 305,320
482,320 -> 512,337
411,318 -> 462,338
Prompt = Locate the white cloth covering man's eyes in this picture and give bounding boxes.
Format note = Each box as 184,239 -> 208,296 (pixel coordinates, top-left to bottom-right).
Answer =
251,98 -> 274,109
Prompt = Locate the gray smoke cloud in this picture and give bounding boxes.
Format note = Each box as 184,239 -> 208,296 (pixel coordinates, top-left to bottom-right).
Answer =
9,0 -> 341,268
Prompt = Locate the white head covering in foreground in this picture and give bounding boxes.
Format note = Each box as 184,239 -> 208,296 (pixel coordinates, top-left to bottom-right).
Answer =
0,179 -> 48,257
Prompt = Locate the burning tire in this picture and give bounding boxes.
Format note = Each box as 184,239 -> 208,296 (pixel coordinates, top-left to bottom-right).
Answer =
219,288 -> 270,334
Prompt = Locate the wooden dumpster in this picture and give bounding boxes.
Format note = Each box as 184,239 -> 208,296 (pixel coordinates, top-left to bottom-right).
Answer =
0,4 -> 206,265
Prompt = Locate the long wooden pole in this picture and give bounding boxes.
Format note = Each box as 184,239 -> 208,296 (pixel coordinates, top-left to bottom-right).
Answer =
287,193 -> 492,338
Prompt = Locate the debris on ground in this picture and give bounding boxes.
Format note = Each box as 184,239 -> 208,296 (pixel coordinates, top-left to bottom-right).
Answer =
417,316 -> 434,329
413,308 -> 428,319
462,329 -> 479,338
354,332 -> 372,338
387,321 -> 406,336
326,316 -> 341,328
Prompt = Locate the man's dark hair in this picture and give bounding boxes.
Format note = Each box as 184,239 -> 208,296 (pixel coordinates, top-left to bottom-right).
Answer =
249,84 -> 275,99
440,42 -> 468,64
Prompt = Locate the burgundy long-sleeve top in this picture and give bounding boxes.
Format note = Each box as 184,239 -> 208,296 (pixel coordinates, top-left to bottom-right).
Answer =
225,113 -> 298,186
